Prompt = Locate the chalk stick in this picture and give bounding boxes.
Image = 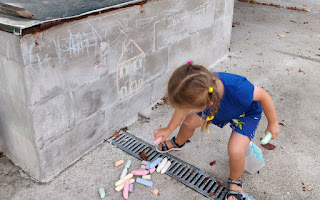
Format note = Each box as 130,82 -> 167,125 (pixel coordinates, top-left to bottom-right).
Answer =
131,170 -> 149,176
146,157 -> 163,169
141,161 -> 150,165
156,157 -> 168,173
154,136 -> 163,145
151,189 -> 159,196
98,188 -> 105,199
115,160 -> 124,167
123,179 -> 130,199
148,168 -> 156,174
115,179 -> 135,192
125,160 -> 132,168
140,165 -> 146,169
261,132 -> 272,145
160,161 -> 171,174
129,183 -> 133,192
120,168 -> 128,179
142,175 -> 151,180
115,173 -> 133,187
136,178 -> 153,187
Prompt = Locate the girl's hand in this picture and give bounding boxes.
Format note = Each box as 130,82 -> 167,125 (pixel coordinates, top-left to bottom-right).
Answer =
154,127 -> 172,143
265,122 -> 280,140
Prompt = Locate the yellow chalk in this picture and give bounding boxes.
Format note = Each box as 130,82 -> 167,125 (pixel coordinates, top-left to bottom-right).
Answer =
115,179 -> 135,192
115,173 -> 133,187
142,175 -> 151,180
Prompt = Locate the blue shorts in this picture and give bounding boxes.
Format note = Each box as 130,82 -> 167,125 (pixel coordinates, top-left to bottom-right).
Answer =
197,110 -> 262,141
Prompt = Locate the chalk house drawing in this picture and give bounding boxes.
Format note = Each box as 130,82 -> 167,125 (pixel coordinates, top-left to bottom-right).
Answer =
117,39 -> 146,99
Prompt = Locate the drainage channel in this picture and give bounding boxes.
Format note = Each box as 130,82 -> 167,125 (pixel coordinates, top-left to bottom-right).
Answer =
109,131 -> 256,200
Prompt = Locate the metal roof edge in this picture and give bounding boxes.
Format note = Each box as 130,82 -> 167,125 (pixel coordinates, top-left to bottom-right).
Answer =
0,0 -> 146,36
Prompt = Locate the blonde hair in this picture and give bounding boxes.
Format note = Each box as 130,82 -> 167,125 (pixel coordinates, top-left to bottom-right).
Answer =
167,62 -> 221,134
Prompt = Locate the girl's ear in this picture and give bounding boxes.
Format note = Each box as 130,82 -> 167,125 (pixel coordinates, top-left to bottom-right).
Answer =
208,101 -> 214,106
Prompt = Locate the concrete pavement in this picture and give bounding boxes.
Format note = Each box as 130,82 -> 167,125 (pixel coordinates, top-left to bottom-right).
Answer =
1,1 -> 319,199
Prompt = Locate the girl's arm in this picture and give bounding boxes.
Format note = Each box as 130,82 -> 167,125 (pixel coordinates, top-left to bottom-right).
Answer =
252,86 -> 280,139
154,109 -> 189,142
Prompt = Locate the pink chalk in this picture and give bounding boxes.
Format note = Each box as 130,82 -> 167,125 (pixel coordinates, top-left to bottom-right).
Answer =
129,183 -> 133,192
148,168 -> 156,174
94,63 -> 101,69
131,170 -> 149,176
123,179 -> 130,199
154,136 -> 163,145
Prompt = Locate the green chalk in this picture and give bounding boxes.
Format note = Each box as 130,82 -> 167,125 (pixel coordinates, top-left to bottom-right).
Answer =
261,132 -> 272,145
98,188 -> 105,199
125,160 -> 132,168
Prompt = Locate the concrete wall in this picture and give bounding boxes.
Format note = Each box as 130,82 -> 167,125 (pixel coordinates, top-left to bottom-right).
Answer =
0,0 -> 234,182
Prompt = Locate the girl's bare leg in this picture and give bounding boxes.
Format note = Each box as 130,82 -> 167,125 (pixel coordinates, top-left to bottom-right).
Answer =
159,112 -> 204,149
227,131 -> 250,200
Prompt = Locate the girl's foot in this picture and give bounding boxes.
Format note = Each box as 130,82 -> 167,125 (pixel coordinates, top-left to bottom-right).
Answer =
226,179 -> 243,200
156,137 -> 185,153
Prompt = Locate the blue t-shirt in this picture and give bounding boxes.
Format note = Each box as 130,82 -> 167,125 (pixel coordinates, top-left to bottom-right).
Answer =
203,72 -> 262,128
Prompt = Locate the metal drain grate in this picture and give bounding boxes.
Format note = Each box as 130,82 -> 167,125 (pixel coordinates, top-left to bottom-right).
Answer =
109,131 -> 256,200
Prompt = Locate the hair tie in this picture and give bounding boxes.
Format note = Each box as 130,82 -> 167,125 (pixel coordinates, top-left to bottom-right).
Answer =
187,60 -> 193,65
208,87 -> 213,93
206,116 -> 214,121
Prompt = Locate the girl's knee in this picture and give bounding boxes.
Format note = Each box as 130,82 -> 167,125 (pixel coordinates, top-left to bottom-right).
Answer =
182,113 -> 202,128
228,145 -> 246,160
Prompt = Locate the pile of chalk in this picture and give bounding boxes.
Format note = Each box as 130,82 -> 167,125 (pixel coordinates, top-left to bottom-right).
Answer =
98,157 -> 171,199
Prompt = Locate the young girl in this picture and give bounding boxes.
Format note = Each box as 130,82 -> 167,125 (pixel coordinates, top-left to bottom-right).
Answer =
153,61 -> 279,200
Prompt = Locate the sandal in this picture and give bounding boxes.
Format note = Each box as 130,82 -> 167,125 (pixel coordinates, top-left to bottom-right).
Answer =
225,178 -> 244,200
156,136 -> 185,153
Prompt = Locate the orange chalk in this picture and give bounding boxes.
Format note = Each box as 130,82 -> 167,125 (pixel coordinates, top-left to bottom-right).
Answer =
115,160 -> 124,167
151,189 -> 159,195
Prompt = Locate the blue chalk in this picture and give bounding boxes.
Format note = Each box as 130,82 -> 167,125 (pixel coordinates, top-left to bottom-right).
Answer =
146,157 -> 163,169
136,178 -> 153,187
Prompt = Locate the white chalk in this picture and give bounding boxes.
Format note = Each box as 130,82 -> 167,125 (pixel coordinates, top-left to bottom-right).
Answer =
156,157 -> 168,173
120,168 -> 128,179
115,173 -> 133,187
115,179 -> 135,192
142,175 -> 151,180
160,161 -> 171,174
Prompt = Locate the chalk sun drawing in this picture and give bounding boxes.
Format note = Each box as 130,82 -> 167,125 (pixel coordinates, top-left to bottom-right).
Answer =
117,39 -> 146,99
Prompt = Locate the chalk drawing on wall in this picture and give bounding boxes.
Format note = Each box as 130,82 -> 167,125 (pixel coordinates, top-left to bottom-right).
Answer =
53,23 -> 102,63
117,39 -> 145,99
167,1 -> 213,28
